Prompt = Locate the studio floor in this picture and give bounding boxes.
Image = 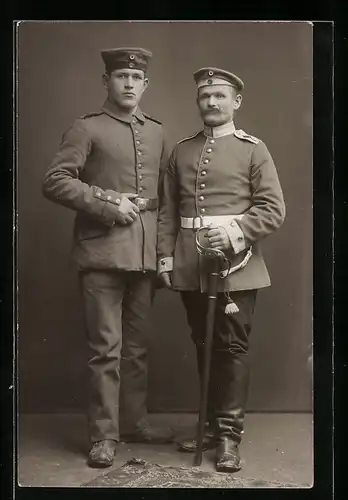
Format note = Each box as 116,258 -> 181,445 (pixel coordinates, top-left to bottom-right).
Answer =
17,413 -> 313,488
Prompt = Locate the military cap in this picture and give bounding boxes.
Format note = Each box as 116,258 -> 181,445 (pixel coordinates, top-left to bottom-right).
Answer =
101,47 -> 153,73
194,67 -> 244,92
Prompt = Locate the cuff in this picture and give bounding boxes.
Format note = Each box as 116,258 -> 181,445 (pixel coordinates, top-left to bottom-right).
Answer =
93,187 -> 122,226
223,220 -> 246,254
157,256 -> 174,274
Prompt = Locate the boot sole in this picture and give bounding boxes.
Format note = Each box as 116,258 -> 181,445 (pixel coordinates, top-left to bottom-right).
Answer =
87,458 -> 114,468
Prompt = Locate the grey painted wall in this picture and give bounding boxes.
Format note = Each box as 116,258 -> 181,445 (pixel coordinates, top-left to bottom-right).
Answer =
17,21 -> 313,413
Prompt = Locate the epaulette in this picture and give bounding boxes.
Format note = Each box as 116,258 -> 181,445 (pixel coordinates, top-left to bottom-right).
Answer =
143,112 -> 162,125
234,129 -> 260,144
176,132 -> 200,145
79,111 -> 104,120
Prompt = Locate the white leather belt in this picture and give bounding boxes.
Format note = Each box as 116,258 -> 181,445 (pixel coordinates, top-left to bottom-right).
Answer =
180,214 -> 244,229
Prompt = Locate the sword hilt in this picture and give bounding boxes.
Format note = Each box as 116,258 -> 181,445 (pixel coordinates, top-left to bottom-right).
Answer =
195,225 -> 227,263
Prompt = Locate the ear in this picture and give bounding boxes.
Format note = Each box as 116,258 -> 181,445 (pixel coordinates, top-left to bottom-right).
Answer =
143,77 -> 149,92
102,73 -> 109,89
233,93 -> 242,111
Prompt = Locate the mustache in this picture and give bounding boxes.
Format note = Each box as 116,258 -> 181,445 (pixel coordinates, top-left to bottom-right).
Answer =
203,108 -> 221,114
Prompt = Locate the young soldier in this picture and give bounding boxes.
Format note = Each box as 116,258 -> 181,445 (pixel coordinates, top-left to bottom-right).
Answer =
42,47 -> 173,468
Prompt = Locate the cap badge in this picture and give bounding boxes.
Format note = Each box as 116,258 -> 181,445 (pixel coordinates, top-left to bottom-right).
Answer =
129,54 -> 135,60
207,78 -> 213,84
128,62 -> 134,68
208,70 -> 214,76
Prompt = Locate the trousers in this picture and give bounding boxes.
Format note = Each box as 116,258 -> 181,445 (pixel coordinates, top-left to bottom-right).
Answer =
181,289 -> 257,443
79,270 -> 155,443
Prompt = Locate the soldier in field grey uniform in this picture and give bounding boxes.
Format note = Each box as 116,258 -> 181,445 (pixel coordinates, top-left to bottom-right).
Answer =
42,47 -> 173,468
157,67 -> 286,472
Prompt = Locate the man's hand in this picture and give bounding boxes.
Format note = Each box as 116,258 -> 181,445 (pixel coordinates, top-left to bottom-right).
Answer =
114,193 -> 140,225
207,226 -> 231,251
160,271 -> 173,289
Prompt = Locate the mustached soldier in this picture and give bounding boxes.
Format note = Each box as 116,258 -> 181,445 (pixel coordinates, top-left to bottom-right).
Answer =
157,67 -> 286,472
42,47 -> 174,468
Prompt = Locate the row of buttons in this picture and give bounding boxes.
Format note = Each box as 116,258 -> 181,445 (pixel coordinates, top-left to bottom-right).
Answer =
197,138 -> 215,214
133,118 -> 145,193
95,190 -> 121,206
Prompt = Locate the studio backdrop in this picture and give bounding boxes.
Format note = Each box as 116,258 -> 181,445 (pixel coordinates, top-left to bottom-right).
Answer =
17,21 -> 313,413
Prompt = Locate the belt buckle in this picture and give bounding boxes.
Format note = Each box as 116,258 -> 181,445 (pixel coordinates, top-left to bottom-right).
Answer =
136,197 -> 147,211
193,216 -> 204,230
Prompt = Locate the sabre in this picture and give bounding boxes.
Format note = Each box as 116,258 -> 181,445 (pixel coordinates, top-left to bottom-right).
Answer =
193,226 -> 226,467
193,223 -> 253,467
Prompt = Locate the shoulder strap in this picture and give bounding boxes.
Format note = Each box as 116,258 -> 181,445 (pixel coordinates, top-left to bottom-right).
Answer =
143,112 -> 162,125
79,111 -> 104,120
177,131 -> 201,145
234,129 -> 260,144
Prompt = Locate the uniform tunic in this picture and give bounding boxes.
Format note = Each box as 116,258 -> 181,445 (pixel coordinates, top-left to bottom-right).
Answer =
157,125 -> 286,292
42,99 -> 168,272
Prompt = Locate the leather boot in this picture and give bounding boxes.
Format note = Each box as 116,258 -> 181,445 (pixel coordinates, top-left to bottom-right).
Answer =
87,439 -> 117,468
216,436 -> 242,472
214,354 -> 250,473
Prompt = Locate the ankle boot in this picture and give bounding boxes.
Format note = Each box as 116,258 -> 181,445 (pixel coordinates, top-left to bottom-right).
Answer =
87,439 -> 117,468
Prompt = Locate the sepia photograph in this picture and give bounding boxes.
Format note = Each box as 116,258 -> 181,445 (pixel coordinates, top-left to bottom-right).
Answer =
16,20 -> 313,489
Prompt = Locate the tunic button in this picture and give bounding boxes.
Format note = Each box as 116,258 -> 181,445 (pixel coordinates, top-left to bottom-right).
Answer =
136,140 -> 141,145
139,186 -> 143,192
209,139 -> 215,144
203,159 -> 209,164
139,174 -> 143,180
200,183 -> 206,189
137,151 -> 142,156
115,198 -> 121,205
95,191 -> 101,197
200,208 -> 206,214
134,130 -> 139,134
132,119 -> 137,124
199,195 -> 204,201
106,195 -> 112,201
138,163 -> 143,168
206,148 -> 212,153
201,170 -> 207,176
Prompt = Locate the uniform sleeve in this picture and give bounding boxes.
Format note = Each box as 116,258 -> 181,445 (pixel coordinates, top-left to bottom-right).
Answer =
42,119 -> 123,227
227,141 -> 286,253
157,148 -> 180,274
